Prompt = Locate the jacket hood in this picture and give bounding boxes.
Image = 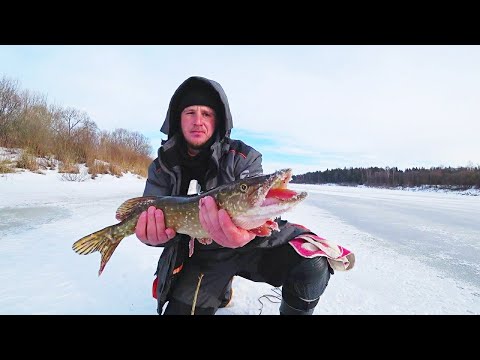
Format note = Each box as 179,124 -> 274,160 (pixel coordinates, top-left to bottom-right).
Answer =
160,76 -> 233,140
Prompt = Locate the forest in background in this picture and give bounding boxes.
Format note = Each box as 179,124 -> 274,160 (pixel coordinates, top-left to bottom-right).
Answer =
292,166 -> 480,189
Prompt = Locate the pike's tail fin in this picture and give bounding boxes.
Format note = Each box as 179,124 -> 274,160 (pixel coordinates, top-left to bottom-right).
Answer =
72,225 -> 123,276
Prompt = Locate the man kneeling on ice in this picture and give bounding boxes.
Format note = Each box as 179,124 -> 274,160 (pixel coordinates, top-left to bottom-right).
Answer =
135,76 -> 355,315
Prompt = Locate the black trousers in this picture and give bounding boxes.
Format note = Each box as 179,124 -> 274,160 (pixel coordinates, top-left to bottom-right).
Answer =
163,242 -> 332,315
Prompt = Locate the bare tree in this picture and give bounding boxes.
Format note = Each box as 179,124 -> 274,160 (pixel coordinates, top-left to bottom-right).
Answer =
73,117 -> 99,163
0,76 -> 22,146
60,107 -> 89,138
127,131 -> 152,157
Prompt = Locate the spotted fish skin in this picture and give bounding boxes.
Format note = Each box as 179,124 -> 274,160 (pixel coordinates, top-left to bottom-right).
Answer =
72,168 -> 307,275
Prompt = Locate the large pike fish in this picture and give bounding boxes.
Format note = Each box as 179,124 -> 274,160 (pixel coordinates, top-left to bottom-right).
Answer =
72,168 -> 307,276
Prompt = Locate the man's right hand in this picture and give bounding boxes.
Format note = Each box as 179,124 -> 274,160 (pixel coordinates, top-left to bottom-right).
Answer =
135,206 -> 176,246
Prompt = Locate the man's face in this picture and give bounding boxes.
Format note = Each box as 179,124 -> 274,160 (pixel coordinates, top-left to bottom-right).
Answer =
180,105 -> 217,149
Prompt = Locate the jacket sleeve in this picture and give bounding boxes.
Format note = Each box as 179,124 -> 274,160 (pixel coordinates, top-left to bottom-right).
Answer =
140,159 -> 185,249
143,159 -> 172,197
243,149 -> 263,178
232,142 -> 264,180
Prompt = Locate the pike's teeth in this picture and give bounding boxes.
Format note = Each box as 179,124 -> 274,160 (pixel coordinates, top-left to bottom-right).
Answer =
262,197 -> 281,206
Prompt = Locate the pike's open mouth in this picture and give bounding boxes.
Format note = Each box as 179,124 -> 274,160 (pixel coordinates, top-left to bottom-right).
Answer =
237,168 -> 307,235
258,168 -> 307,207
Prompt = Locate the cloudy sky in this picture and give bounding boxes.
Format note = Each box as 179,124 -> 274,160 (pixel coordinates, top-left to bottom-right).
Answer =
1,45 -> 480,174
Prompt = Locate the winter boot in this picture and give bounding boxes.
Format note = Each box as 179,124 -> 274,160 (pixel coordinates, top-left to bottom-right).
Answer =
279,298 -> 315,315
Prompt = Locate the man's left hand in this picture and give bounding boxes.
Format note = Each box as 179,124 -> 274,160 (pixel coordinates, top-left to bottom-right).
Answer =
198,196 -> 256,248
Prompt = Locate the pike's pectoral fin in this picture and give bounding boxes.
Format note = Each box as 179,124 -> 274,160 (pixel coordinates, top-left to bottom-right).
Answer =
115,196 -> 158,221
249,220 -> 279,236
197,237 -> 213,245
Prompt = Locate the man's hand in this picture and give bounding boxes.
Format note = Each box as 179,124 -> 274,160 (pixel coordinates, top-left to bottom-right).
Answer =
135,206 -> 176,246
198,196 -> 256,248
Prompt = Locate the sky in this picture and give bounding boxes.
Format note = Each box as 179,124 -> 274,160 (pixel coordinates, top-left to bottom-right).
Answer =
1,45 -> 480,175
1,148 -> 479,315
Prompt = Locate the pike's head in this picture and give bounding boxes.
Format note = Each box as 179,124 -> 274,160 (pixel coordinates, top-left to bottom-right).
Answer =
214,168 -> 307,236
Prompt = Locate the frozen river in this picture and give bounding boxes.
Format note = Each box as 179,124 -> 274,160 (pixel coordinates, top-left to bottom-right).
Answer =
1,171 -> 479,314
294,184 -> 480,289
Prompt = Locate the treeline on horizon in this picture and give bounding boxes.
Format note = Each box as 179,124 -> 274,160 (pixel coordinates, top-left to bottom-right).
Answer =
0,76 -> 153,177
291,166 -> 480,189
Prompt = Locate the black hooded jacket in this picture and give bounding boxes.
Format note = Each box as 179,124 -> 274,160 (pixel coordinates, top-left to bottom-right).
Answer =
144,76 -> 314,313
144,76 -> 263,199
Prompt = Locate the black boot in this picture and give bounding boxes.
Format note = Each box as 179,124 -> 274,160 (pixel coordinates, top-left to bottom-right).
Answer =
279,298 -> 316,315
